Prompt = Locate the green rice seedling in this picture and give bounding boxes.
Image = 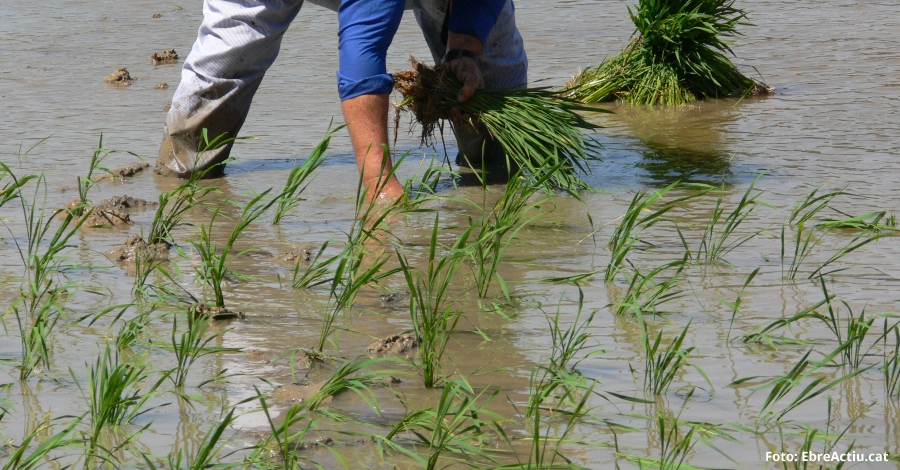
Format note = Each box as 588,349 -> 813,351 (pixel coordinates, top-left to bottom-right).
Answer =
12,295 -> 63,381
375,380 -> 502,470
621,390 -> 699,470
642,321 -> 711,395
723,267 -> 760,341
0,162 -> 36,209
167,313 -> 239,388
814,278 -> 880,368
11,175 -> 87,316
807,229 -> 883,280
613,258 -> 686,317
394,58 -> 605,195
545,288 -> 605,376
76,345 -> 168,467
498,366 -> 596,469
252,358 -> 396,468
192,188 -> 278,310
606,183 -> 703,282
115,309 -> 154,351
144,406 -> 243,470
781,186 -> 845,280
565,0 -> 768,105
696,175 -> 766,263
467,171 -> 548,300
883,321 -> 900,397
751,345 -> 867,425
312,156 -> 414,352
1,414 -> 83,470
272,124 -> 341,225
291,240 -> 340,289
397,216 -> 472,387
819,210 -> 897,233
74,135 -> 114,215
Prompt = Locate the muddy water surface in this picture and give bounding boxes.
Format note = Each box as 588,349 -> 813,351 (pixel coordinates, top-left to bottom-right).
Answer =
3,0 -> 900,468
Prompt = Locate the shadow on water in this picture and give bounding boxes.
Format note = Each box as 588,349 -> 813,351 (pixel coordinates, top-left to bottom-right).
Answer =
635,142 -> 732,187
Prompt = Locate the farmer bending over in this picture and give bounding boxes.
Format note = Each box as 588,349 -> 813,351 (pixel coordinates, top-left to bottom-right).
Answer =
156,0 -> 528,203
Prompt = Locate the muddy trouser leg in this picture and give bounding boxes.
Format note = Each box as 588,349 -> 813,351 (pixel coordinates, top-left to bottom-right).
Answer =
157,0 -> 305,178
411,0 -> 527,170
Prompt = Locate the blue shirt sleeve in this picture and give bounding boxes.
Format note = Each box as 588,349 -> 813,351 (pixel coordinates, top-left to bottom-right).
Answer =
448,0 -> 506,45
337,0 -> 406,101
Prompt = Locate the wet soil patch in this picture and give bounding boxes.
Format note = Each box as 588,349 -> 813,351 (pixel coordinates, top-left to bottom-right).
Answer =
151,49 -> 179,64
152,13 -> 162,18
274,249 -> 312,265
190,302 -> 243,321
102,162 -> 150,180
81,207 -> 133,229
106,234 -> 170,262
104,68 -> 134,85
155,82 -> 169,90
366,333 -> 417,356
96,195 -> 156,212
163,102 -> 171,112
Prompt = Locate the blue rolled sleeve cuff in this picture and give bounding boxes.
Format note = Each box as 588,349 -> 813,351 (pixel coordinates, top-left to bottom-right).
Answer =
448,0 -> 505,45
337,72 -> 395,101
336,0 -> 405,101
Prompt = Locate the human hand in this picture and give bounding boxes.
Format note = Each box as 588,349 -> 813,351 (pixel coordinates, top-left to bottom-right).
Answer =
445,33 -> 485,103
447,56 -> 485,103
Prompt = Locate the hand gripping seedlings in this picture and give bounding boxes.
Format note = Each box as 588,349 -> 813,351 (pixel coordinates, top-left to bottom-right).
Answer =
393,57 -> 604,195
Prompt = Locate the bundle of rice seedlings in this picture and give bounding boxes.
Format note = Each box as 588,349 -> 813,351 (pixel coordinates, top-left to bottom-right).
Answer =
393,57 -> 604,195
565,0 -> 771,106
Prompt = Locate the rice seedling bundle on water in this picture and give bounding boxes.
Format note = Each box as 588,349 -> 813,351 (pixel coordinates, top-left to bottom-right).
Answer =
393,57 -> 604,195
566,0 -> 771,105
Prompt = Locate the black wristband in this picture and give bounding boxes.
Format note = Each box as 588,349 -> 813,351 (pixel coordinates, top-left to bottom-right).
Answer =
443,48 -> 478,64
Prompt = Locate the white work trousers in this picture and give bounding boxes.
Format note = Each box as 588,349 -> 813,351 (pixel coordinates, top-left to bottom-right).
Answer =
157,0 -> 527,177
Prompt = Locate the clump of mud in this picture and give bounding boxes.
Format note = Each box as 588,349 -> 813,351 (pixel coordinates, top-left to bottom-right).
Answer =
97,195 -> 157,212
104,162 -> 151,179
78,205 -> 133,229
155,82 -> 169,90
151,49 -> 179,64
106,235 -> 170,263
190,303 -> 243,321
163,102 -> 171,112
379,291 -> 408,304
104,68 -> 134,85
152,13 -> 162,18
367,333 -> 418,355
274,249 -> 312,265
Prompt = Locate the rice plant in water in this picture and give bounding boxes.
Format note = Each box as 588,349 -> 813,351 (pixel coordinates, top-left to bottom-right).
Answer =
642,321 -> 709,395
467,171 -> 547,300
566,0 -> 769,105
750,345 -> 866,425
192,188 -> 278,310
605,183 -> 701,282
272,124 -> 341,225
619,390 -> 699,470
375,380 -> 501,470
1,414 -> 83,470
397,215 -> 471,388
695,175 -> 765,263
5,174 -> 86,379
883,322 -> 900,397
613,258 -> 686,317
167,313 -> 239,388
782,186 -> 850,279
394,58 -> 604,195
76,345 -> 167,466
545,287 -> 604,376
74,135 -> 114,215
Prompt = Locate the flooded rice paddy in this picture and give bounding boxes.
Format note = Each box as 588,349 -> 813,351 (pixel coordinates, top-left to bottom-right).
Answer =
3,0 -> 900,468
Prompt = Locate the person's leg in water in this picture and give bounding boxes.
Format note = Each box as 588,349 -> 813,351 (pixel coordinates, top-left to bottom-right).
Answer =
156,0 -> 304,178
412,0 -> 527,181
337,0 -> 407,204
